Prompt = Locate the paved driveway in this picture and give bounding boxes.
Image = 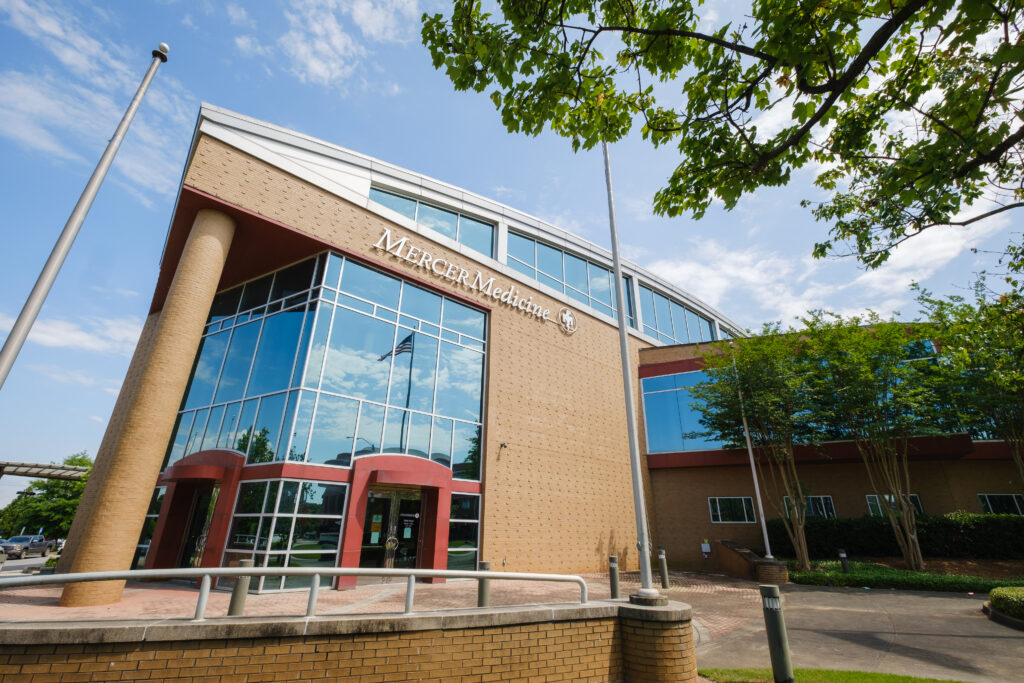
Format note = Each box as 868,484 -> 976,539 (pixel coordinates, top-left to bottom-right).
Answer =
689,583 -> 1023,683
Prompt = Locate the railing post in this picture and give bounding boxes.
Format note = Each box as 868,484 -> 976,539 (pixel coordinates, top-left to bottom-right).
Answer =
609,556 -> 620,599
404,574 -> 416,614
193,574 -> 211,621
760,584 -> 795,683
658,547 -> 670,589
477,561 -> 491,607
307,574 -> 320,617
228,559 -> 253,617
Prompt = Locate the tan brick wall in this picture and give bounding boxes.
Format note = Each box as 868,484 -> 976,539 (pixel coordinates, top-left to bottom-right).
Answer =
0,619 -> 624,682
651,459 -> 1021,567
620,617 -> 696,682
183,135 -> 654,574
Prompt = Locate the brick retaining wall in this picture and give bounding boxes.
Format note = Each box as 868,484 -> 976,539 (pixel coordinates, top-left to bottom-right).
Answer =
0,600 -> 694,682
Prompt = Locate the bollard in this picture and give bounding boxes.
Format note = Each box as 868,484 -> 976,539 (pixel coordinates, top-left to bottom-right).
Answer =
658,547 -> 670,589
609,555 -> 620,599
477,560 -> 491,607
227,559 -> 254,617
838,549 -> 850,574
759,584 -> 794,683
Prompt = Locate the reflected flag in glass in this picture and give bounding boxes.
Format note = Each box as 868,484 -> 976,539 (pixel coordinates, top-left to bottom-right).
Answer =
378,332 -> 415,362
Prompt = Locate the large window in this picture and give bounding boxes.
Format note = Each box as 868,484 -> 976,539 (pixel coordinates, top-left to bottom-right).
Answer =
370,187 -> 494,257
638,284 -> 716,344
978,493 -> 1024,515
784,495 -> 836,519
448,493 -> 481,570
641,371 -> 721,453
506,231 -> 635,326
709,497 -> 756,523
167,253 -> 487,482
224,479 -> 347,591
867,494 -> 923,517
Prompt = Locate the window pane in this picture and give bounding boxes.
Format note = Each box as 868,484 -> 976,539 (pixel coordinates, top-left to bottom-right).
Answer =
268,517 -> 292,550
290,306 -> 316,387
639,286 -> 656,330
382,407 -> 410,453
298,483 -> 347,516
435,343 -> 483,422
236,482 -> 268,514
355,402 -> 385,456
324,253 -> 343,289
307,394 -> 358,466
370,188 -> 417,220
685,309 -> 702,342
214,322 -> 261,403
564,254 -> 588,293
183,330 -> 230,410
233,399 -> 259,452
431,417 -> 453,467
447,550 -> 477,571
321,307 -> 394,402
654,294 -> 673,337
270,259 -> 315,301
278,481 -> 300,514
339,260 -> 400,310
418,203 -> 459,240
388,332 -> 438,413
588,263 -> 612,305
247,309 -> 304,397
459,216 -> 493,256
507,233 -> 535,265
228,517 -> 259,550
507,258 -> 535,279
701,316 -> 716,342
247,393 -> 287,463
277,391 -> 300,462
643,392 -> 684,453
201,405 -> 225,451
669,302 -> 690,343
184,409 -> 209,459
451,494 -> 479,521
448,521 -> 478,548
566,287 -> 588,306
400,284 -> 442,324
303,304 -> 333,389
536,242 -> 563,279
407,413 -> 432,457
240,275 -> 273,312
287,391 -> 315,462
263,482 -> 280,513
441,300 -> 486,340
166,411 -> 195,466
209,287 -> 242,322
452,421 -> 481,480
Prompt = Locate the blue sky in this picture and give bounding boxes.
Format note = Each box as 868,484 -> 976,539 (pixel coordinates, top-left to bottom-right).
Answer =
0,1 -> 1015,508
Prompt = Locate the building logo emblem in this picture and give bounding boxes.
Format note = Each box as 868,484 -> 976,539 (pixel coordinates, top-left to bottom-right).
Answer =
558,308 -> 578,335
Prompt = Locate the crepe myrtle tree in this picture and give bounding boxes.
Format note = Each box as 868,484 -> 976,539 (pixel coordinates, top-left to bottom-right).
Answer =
422,1 -> 1024,268
803,312 -> 943,571
688,327 -> 820,571
917,280 -> 1024,490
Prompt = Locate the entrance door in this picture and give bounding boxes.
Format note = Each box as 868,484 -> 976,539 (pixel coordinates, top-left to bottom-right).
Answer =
359,489 -> 422,574
177,484 -> 219,568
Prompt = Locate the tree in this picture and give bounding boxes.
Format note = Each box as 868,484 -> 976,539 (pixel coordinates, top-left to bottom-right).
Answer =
804,313 -> 940,571
917,280 -> 1024,490
422,1 -> 1024,267
0,453 -> 92,540
690,327 -> 821,570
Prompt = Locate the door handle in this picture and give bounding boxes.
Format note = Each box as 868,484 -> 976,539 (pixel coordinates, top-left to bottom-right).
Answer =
385,536 -> 398,550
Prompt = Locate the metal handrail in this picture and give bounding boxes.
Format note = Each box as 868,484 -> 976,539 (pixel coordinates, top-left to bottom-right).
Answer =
0,567 -> 589,621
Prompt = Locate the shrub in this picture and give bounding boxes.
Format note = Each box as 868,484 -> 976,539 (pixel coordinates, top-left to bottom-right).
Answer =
767,512 -> 1024,560
789,560 -> 1024,592
44,555 -> 58,568
990,587 -> 1024,619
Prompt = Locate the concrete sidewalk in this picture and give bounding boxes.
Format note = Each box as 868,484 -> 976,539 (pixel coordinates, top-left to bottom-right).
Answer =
1,570 -> 1019,681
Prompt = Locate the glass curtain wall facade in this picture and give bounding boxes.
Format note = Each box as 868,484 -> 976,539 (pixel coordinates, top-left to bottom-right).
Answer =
166,253 -> 487,481
641,371 -> 722,453
638,285 -> 718,345
370,187 -> 494,258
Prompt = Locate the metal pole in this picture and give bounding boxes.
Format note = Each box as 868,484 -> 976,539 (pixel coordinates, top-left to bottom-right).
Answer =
227,558 -> 253,616
733,348 -> 773,559
307,574 -> 320,616
0,43 -> 169,391
657,547 -> 670,589
477,560 -> 491,607
404,574 -> 416,614
603,142 -> 658,599
608,556 -> 620,599
759,584 -> 794,683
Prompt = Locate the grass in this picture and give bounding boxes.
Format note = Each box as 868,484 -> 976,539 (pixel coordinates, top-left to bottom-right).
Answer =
699,668 -> 968,682
788,560 -> 1024,593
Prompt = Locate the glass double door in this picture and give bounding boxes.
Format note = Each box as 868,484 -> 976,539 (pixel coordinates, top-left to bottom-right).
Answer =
359,489 -> 422,572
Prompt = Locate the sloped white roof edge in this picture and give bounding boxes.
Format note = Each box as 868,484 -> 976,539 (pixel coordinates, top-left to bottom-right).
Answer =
170,103 -> 743,337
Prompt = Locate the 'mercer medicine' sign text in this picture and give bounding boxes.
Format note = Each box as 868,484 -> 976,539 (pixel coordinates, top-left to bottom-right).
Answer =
373,228 -> 553,322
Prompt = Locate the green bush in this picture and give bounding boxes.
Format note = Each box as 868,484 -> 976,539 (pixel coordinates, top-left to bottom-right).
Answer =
789,560 -> 1024,592
990,587 -> 1024,619
767,512 -> 1024,560
44,555 -> 58,568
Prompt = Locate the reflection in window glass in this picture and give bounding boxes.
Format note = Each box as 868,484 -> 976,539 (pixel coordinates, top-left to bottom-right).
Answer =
452,421 -> 481,480
642,371 -> 722,453
369,188 -> 494,257
247,393 -> 287,463
356,402 -> 386,456
307,394 -> 358,466
340,261 -> 400,311
247,310 -> 303,397
639,284 -> 719,345
322,308 -> 393,402
442,300 -> 486,340
431,417 -> 453,467
417,204 -> 458,240
369,187 -> 416,220
214,322 -> 261,403
183,331 -> 230,410
240,275 -> 273,312
436,343 -> 483,423
460,216 -> 493,256
400,285 -> 442,324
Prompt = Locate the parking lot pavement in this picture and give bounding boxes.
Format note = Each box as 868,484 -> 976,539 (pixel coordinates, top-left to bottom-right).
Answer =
0,556 -> 46,574
692,583 -> 1023,683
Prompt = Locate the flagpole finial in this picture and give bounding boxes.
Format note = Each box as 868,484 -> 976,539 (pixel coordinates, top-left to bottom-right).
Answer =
153,43 -> 170,62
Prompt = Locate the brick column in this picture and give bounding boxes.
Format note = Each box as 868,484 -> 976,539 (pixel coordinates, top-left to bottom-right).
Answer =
60,209 -> 235,606
619,603 -> 697,682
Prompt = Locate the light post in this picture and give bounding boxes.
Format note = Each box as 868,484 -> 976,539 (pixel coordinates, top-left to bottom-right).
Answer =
0,43 -> 169,391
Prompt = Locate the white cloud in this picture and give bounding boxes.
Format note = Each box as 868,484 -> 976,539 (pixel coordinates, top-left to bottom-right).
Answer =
226,4 -> 255,29
0,312 -> 143,355
348,0 -> 420,43
29,363 -> 97,386
89,415 -> 104,422
235,35 -> 273,58
181,13 -> 197,29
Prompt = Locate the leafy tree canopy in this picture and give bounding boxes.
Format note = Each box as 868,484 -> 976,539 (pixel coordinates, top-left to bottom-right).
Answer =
422,1 -> 1024,267
0,453 -> 92,540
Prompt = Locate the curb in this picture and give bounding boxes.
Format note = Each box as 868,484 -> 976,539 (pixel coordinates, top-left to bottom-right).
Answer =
982,601 -> 1024,631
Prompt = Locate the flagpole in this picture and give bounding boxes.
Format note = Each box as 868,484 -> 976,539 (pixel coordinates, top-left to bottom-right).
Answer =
0,43 -> 170,391
603,142 -> 659,599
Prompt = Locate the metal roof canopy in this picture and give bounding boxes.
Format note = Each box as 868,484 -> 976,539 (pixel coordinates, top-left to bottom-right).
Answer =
0,461 -> 88,482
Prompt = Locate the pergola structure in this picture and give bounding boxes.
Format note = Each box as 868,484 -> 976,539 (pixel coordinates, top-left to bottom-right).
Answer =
0,461 -> 88,483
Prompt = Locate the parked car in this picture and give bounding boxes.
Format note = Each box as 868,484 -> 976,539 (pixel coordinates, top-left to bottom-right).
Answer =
1,535 -> 56,559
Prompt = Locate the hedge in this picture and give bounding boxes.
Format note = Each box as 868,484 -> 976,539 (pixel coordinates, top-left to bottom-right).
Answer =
990,587 -> 1024,619
789,560 -> 1024,592
767,511 -> 1024,560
